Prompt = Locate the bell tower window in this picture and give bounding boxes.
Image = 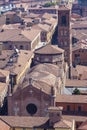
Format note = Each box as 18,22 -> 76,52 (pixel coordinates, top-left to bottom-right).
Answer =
61,16 -> 67,26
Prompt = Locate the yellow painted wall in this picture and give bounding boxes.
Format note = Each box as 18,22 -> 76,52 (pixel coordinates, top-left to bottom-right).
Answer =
10,127 -> 71,130
55,128 -> 71,130
10,128 -> 46,130
10,128 -> 32,130
16,54 -> 33,84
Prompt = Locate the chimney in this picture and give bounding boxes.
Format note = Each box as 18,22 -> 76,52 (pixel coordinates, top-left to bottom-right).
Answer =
51,86 -> 56,106
0,42 -> 3,55
47,106 -> 63,127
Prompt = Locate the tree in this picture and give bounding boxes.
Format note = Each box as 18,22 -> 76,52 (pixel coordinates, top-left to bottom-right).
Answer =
73,88 -> 80,95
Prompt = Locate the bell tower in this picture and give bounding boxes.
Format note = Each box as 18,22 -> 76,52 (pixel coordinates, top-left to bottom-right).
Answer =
58,5 -> 72,78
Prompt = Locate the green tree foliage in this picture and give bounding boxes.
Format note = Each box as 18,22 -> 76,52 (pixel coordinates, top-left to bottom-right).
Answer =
73,88 -> 81,95
43,2 -> 57,7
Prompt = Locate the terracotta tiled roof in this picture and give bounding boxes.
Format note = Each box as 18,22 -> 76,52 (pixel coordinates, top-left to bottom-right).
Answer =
0,50 -> 33,78
0,116 -> 73,129
0,69 -> 9,78
35,44 -> 64,54
42,13 -> 53,20
22,63 -> 60,95
37,23 -> 51,32
78,120 -> 87,130
0,116 -> 49,128
29,63 -> 59,77
76,65 -> 87,75
0,28 -> 40,42
0,50 -> 14,69
62,115 -> 87,122
71,13 -> 81,19
21,28 -> 40,41
5,50 -> 33,75
4,11 -> 16,15
72,42 -> 87,51
0,29 -> 29,42
71,65 -> 87,80
58,5 -> 70,11
65,79 -> 87,88
54,119 -> 72,128
0,82 -> 7,94
56,94 -> 87,104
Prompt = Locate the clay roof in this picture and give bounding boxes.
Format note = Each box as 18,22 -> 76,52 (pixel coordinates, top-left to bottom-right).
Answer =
2,24 -> 21,29
0,116 -> 49,128
0,82 -> 7,94
42,13 -> 53,20
0,116 -> 73,129
18,63 -> 61,95
76,65 -> 87,75
78,120 -> 87,130
80,90 -> 87,95
62,115 -> 87,122
56,94 -> 87,104
21,28 -> 40,42
54,119 -> 72,128
43,17 -> 57,26
0,29 -> 29,42
72,19 -> 87,29
35,44 -> 64,54
0,50 -> 33,78
21,63 -> 60,95
0,28 -> 40,42
71,65 -> 87,80
65,79 -> 87,88
72,29 -> 87,41
58,5 -> 70,11
29,63 -> 59,77
72,42 -> 87,51
5,50 -> 33,76
0,69 -> 9,78
28,13 -> 41,18
37,23 -> 51,32
71,13 -> 81,19
4,11 -> 16,15
0,50 -> 14,69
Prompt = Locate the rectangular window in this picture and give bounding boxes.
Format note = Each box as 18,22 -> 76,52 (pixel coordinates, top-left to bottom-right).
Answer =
33,128 -> 36,130
75,54 -> 80,57
61,16 -> 67,26
78,106 -> 81,112
23,128 -> 26,130
67,105 -> 70,111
